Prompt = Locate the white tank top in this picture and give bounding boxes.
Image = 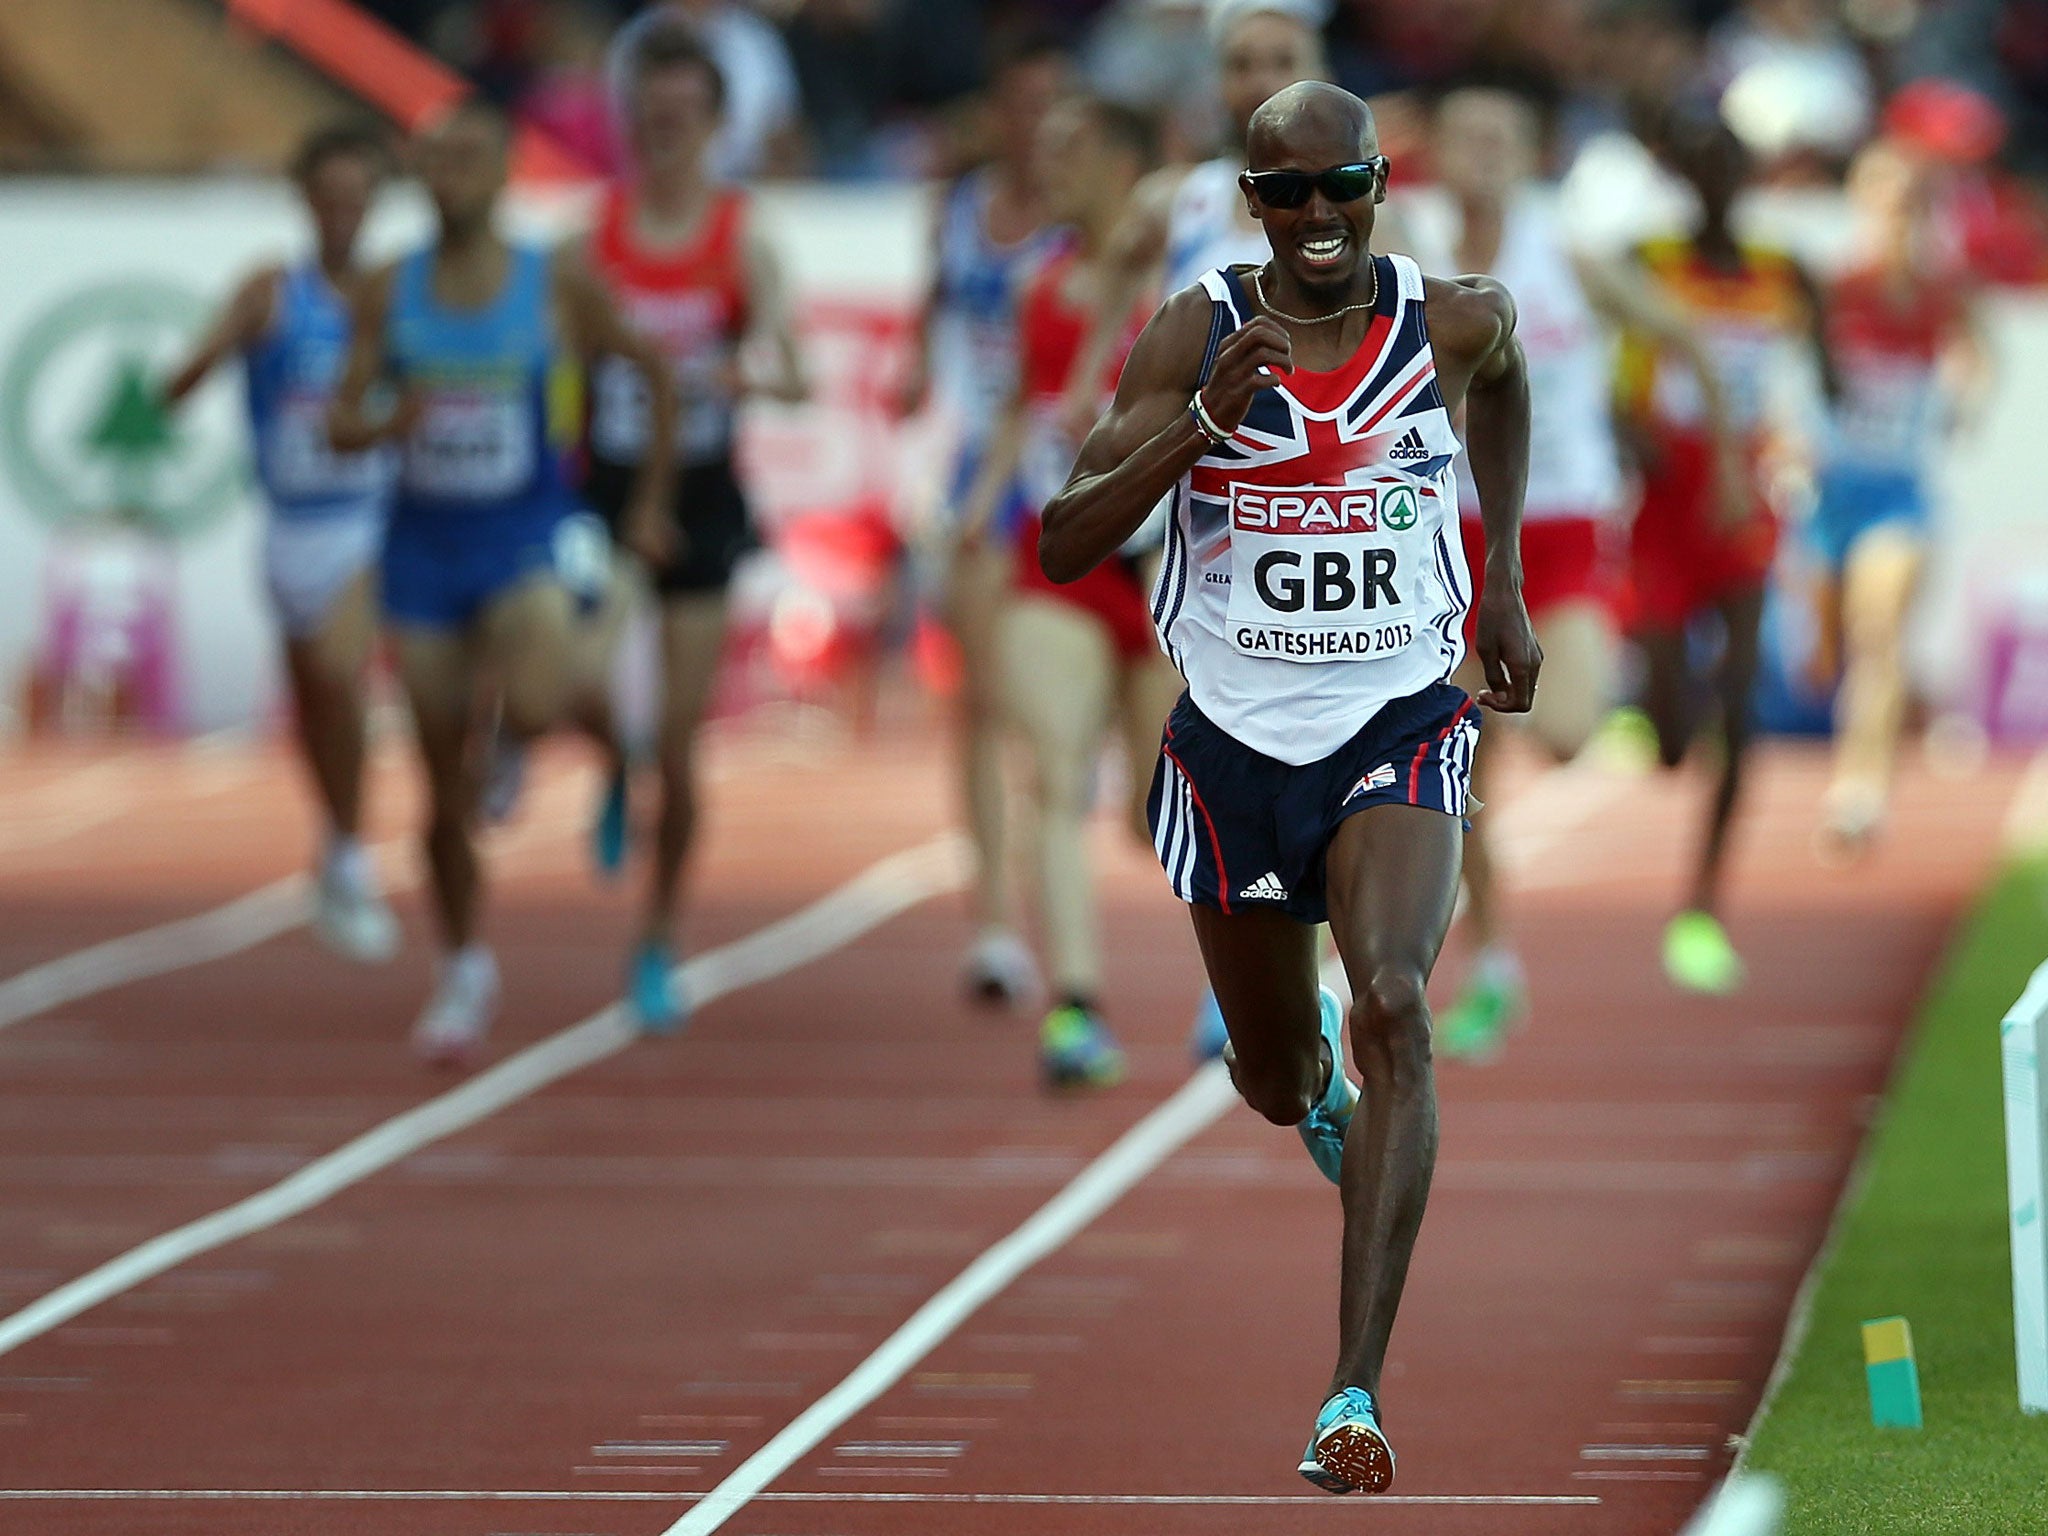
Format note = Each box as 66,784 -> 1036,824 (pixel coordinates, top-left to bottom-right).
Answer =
1406,191 -> 1622,523
1153,255 -> 1473,766
1164,158 -> 1271,295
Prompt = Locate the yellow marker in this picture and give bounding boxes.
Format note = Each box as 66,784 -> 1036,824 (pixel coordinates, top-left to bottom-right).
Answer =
1862,1316 -> 1923,1428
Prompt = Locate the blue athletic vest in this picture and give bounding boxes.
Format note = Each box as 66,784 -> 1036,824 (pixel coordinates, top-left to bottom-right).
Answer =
243,263 -> 392,518
930,168 -> 1056,446
385,243 -> 578,521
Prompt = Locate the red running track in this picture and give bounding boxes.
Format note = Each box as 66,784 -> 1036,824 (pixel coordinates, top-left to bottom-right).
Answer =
0,721 -> 2028,1536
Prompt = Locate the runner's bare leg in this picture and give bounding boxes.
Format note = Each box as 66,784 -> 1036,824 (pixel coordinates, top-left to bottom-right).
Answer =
1323,802 -> 1462,1397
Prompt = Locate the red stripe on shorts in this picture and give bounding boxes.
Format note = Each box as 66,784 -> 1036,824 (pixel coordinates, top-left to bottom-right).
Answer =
1408,699 -> 1474,806
1161,743 -> 1231,915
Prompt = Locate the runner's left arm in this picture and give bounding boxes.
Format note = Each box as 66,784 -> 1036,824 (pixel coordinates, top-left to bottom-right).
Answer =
555,245 -> 679,568
161,268 -> 278,408
739,214 -> 810,404
1940,285 -> 1994,435
1443,276 -> 1541,714
1573,252 -> 1750,527
328,264 -> 407,452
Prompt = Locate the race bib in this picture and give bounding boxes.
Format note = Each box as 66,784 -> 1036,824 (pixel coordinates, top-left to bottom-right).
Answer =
1224,479 -> 1428,664
267,393 -> 385,502
404,391 -> 533,501
590,353 -> 731,464
1835,359 -> 1932,459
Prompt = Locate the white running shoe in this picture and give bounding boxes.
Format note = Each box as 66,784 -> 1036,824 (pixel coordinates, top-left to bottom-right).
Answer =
411,948 -> 500,1067
961,929 -> 1044,1011
312,859 -> 400,965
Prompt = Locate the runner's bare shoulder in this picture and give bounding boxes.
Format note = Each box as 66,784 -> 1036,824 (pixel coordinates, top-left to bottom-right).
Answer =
1418,274 -> 1517,371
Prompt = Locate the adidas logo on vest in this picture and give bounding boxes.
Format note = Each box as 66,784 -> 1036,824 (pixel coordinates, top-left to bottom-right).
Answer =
1238,872 -> 1289,902
1387,427 -> 1429,463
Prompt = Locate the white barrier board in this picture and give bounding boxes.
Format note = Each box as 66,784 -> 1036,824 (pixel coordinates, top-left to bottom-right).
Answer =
2003,957 -> 2048,1413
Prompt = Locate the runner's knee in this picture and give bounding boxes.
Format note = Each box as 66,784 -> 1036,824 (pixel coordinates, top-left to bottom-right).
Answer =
1350,967 -> 1432,1079
1232,1037 -> 1321,1127
501,673 -> 569,740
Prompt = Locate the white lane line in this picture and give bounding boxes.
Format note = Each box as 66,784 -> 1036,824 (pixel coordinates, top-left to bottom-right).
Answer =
658,1062 -> 1241,1536
0,838 -> 964,1360
0,1489 -> 1602,1506
0,876 -> 311,1034
0,783 -> 583,1037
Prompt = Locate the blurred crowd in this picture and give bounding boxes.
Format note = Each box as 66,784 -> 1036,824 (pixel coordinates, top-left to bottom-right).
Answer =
354,0 -> 2048,279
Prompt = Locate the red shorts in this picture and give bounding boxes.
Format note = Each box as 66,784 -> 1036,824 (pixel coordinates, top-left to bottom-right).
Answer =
1622,432 -> 1778,632
1459,514 -> 1616,646
1012,522 -> 1156,661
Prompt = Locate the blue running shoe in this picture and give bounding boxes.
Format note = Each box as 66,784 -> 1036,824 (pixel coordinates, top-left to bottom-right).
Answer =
1297,986 -> 1358,1185
1038,1005 -> 1126,1091
630,941 -> 686,1035
591,764 -> 629,880
1188,987 -> 1229,1061
1298,1387 -> 1395,1494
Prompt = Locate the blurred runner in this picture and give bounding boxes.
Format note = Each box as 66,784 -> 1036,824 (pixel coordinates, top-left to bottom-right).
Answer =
1069,0 -> 1338,1059
898,35 -> 1067,1011
162,123 -> 399,965
1407,81 -> 1738,1057
330,101 -> 677,1064
1807,139 -> 1989,855
960,97 -> 1169,1089
1040,83 -> 1537,1491
578,20 -> 808,1030
1616,110 -> 1831,996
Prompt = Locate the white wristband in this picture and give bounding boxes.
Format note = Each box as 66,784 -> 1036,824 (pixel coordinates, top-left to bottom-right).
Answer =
1190,390 -> 1231,444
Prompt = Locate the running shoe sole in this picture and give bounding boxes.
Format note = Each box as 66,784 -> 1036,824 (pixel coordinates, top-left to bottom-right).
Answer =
1300,1420 -> 1395,1494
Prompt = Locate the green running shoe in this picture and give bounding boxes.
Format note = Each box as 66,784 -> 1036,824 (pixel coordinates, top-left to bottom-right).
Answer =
1438,969 -> 1526,1062
1038,1004 -> 1126,1091
1664,910 -> 1744,995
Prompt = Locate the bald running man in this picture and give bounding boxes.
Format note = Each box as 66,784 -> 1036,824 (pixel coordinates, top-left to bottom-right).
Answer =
1042,82 -> 1539,1493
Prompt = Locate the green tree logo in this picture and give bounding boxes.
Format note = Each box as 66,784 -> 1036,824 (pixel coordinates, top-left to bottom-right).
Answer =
1,280 -> 243,539
1381,486 -> 1419,532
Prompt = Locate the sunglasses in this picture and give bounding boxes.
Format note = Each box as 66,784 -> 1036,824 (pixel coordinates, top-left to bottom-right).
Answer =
1241,158 -> 1388,209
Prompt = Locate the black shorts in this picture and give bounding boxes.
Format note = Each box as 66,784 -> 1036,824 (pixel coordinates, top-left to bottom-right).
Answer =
584,454 -> 756,596
1146,682 -> 1479,926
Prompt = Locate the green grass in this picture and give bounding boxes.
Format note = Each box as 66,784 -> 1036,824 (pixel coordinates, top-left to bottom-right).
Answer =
1745,858 -> 2048,1535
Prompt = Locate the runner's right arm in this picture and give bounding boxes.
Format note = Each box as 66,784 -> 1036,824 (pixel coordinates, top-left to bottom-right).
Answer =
160,269 -> 279,408
892,184 -> 951,418
957,387 -> 1025,548
1038,287 -> 1291,583
1053,166 -> 1181,441
328,265 -> 407,451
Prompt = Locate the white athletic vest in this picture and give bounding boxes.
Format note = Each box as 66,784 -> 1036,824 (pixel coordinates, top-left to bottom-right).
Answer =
1164,158 -> 1272,295
1153,255 -> 1472,766
1405,190 -> 1622,522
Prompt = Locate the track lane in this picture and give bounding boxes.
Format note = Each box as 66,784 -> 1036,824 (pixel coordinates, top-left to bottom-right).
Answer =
0,736 -> 2026,1536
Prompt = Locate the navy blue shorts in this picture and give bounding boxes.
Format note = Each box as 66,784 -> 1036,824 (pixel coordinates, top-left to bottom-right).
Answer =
1147,683 -> 1479,926
383,502 -> 575,630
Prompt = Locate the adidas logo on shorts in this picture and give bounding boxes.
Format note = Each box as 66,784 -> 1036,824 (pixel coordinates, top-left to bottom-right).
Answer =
1387,427 -> 1429,463
1238,872 -> 1289,902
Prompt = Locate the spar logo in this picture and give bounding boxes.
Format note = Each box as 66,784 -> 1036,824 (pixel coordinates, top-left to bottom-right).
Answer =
1232,484 -> 1378,534
0,279 -> 243,539
1231,482 -> 1425,535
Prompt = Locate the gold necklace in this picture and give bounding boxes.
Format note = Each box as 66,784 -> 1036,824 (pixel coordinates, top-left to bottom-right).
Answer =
1250,260 -> 1378,326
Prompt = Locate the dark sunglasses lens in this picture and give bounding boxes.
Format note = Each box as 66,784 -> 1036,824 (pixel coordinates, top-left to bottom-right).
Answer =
1250,172 -> 1315,208
1318,165 -> 1378,203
